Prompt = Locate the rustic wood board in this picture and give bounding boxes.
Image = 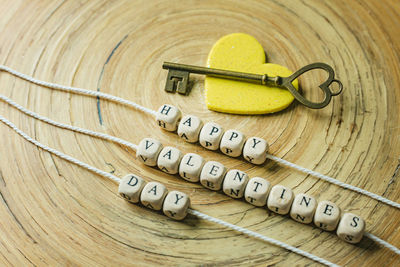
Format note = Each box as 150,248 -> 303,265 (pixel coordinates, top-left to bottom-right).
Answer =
0,0 -> 399,266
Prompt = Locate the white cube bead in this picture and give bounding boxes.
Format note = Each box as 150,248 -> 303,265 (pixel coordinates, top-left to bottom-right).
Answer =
136,138 -> 163,166
243,137 -> 269,165
336,213 -> 365,244
157,146 -> 182,174
290,193 -> 317,224
220,129 -> 246,157
179,153 -> 205,182
140,182 -> 168,210
314,200 -> 341,231
244,177 -> 271,207
156,104 -> 182,131
200,161 -> 226,190
267,185 -> 294,215
163,191 -> 190,220
222,170 -> 249,198
177,115 -> 203,143
118,174 -> 146,203
199,122 -> 224,150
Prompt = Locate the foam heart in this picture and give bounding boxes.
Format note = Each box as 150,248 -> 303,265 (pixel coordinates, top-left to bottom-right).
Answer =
205,33 -> 298,114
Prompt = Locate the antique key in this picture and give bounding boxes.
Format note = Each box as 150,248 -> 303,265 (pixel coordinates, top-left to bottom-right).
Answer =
162,62 -> 343,109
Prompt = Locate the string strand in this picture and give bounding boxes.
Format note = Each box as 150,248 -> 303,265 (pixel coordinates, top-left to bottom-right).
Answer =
0,113 -> 339,266
0,95 -> 138,151
364,232 -> 400,255
266,154 -> 400,209
188,209 -> 340,267
0,65 -> 157,117
0,115 -> 121,184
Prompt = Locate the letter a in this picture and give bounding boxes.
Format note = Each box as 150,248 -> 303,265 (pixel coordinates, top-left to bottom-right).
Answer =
182,117 -> 192,127
148,185 -> 157,195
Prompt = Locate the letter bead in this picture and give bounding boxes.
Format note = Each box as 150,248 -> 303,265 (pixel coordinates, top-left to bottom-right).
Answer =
199,122 -> 224,150
243,137 -> 269,165
220,129 -> 246,157
157,146 -> 183,174
140,182 -> 168,210
222,170 -> 249,198
200,161 -> 227,190
244,177 -> 271,207
290,193 -> 317,224
179,153 -> 205,182
163,191 -> 190,220
267,185 -> 294,215
177,115 -> 203,143
118,174 -> 146,203
156,104 -> 182,131
137,138 -> 163,166
336,213 -> 365,244
314,200 -> 341,231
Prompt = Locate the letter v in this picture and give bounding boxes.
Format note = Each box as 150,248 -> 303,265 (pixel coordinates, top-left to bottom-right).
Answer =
145,140 -> 154,149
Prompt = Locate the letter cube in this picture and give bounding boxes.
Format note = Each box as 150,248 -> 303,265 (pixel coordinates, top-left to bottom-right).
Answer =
243,137 -> 269,165
199,161 -> 226,190
222,170 -> 249,198
163,191 -> 190,220
177,115 -> 203,143
336,213 -> 365,244
244,177 -> 271,206
179,153 -> 205,182
314,200 -> 341,231
140,182 -> 168,210
156,104 -> 182,131
199,122 -> 224,150
118,174 -> 146,203
290,193 -> 317,224
157,146 -> 182,174
220,129 -> 246,157
267,185 -> 294,215
136,138 -> 163,166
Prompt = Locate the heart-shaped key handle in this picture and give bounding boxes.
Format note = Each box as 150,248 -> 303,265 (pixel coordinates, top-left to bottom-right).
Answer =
278,63 -> 343,109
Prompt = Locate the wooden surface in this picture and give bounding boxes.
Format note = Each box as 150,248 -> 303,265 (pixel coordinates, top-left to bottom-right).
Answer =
0,0 -> 399,266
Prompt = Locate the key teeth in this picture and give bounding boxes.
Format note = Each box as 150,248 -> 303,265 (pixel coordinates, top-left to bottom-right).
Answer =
164,70 -> 190,94
177,76 -> 189,95
165,71 -> 178,93
165,78 -> 177,93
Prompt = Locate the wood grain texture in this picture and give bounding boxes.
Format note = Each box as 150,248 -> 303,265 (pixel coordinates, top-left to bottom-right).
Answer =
0,0 -> 399,266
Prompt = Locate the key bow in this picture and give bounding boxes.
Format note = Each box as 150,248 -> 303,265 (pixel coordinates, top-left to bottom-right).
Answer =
279,63 -> 343,109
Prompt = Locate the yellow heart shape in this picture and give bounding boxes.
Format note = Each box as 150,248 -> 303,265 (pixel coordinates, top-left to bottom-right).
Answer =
205,33 -> 298,114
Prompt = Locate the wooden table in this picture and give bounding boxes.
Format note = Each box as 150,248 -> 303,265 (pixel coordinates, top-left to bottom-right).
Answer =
0,0 -> 399,266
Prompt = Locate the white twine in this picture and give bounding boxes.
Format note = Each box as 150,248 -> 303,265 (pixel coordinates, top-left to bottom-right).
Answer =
1,65 -> 399,257
0,115 -> 121,184
0,95 -> 137,151
188,209 -> 340,267
0,65 -> 157,117
266,154 -> 400,209
364,232 -> 400,255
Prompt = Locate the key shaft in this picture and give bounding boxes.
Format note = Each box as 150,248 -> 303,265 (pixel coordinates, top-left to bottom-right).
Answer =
162,62 -> 280,86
